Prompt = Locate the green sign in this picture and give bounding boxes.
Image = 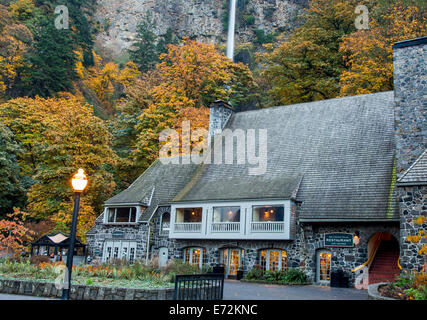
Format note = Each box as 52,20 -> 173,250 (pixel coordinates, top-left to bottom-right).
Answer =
112,231 -> 124,238
324,233 -> 354,247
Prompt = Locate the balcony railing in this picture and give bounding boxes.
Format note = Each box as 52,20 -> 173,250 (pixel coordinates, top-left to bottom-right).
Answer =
174,222 -> 202,233
251,222 -> 284,233
211,222 -> 240,233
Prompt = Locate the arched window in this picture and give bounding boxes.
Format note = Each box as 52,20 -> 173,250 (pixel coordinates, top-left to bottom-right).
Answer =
183,247 -> 206,269
160,212 -> 170,235
259,249 -> 287,272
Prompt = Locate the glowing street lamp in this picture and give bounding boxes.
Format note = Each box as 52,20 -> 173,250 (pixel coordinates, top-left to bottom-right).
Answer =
62,168 -> 88,300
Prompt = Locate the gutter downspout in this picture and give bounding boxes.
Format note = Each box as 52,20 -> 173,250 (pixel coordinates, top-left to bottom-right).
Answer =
145,222 -> 151,265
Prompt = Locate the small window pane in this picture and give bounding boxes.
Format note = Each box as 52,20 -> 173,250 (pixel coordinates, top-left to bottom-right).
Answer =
107,208 -> 116,222
129,207 -> 137,222
213,206 -> 240,222
176,208 -> 202,223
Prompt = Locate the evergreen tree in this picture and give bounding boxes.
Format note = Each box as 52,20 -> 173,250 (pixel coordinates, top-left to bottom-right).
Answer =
22,16 -> 77,97
128,13 -> 159,72
0,122 -> 27,217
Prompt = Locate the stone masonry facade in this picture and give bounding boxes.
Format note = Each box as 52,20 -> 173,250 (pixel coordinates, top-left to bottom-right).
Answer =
393,41 -> 426,175
398,185 -> 427,271
87,204 -> 400,287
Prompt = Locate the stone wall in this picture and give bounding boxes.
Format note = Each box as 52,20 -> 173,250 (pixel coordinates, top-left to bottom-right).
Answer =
0,279 -> 174,300
94,0 -> 307,58
393,40 -> 427,176
398,185 -> 427,271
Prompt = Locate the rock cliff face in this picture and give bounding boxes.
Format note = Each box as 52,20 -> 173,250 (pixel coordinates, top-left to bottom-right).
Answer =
95,0 -> 307,58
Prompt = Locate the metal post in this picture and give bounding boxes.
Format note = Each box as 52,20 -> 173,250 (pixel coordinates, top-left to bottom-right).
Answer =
62,192 -> 81,300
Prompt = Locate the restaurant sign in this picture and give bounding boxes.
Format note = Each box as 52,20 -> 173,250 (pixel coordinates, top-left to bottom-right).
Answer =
324,233 -> 354,248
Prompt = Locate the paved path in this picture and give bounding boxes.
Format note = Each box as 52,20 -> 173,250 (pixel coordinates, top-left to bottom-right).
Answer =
223,281 -> 368,300
0,293 -> 56,300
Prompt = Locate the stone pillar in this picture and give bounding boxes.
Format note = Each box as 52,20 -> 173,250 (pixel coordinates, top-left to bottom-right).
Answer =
208,100 -> 234,143
393,37 -> 427,272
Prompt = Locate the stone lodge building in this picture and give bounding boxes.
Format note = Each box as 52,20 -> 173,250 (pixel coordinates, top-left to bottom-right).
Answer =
86,37 -> 426,287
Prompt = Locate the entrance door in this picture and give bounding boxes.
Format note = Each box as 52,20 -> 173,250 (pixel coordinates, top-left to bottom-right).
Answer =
159,247 -> 168,267
317,250 -> 332,283
221,248 -> 244,278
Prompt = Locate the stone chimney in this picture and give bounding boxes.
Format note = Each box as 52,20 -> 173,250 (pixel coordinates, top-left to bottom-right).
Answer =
393,37 -> 427,177
208,100 -> 234,142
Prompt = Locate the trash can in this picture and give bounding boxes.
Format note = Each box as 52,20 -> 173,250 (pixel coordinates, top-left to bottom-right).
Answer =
330,270 -> 343,287
213,265 -> 225,274
339,273 -> 349,288
236,270 -> 244,280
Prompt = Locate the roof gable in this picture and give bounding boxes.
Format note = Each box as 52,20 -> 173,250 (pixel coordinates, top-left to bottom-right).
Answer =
397,149 -> 427,185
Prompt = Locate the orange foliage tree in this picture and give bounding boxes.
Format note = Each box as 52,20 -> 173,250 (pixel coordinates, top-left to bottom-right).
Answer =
132,39 -> 257,172
0,208 -> 34,257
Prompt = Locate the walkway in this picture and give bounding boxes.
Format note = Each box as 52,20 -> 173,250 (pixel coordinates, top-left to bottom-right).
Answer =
223,281 -> 368,300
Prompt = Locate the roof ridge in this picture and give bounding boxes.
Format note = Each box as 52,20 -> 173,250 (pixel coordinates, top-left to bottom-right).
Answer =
233,91 -> 394,116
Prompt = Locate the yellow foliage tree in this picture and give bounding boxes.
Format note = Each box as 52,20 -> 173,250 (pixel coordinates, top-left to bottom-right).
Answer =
339,3 -> 427,96
0,96 -> 117,238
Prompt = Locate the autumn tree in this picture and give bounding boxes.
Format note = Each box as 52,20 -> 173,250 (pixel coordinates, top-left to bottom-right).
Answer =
131,39 -> 257,176
0,4 -> 32,100
260,0 -> 365,106
0,208 -> 34,257
339,2 -> 427,96
0,96 -> 117,238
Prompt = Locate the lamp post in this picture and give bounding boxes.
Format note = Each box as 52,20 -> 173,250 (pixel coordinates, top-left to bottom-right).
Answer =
62,168 -> 88,300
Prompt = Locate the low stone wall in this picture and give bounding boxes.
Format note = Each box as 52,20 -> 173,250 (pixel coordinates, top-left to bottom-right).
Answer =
367,282 -> 396,300
0,278 -> 174,300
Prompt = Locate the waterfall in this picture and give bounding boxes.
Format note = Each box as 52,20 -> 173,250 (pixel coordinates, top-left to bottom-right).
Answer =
226,0 -> 237,61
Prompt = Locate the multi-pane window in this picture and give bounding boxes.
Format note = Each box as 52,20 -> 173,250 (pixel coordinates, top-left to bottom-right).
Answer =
259,249 -> 287,272
183,247 -> 205,269
102,241 -> 137,263
161,212 -> 170,234
106,207 -> 137,223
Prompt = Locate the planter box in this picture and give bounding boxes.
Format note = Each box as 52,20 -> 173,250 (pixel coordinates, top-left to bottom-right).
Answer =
0,278 -> 174,300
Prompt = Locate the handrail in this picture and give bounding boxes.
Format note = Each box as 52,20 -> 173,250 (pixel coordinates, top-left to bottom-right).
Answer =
352,233 -> 383,273
397,257 -> 402,270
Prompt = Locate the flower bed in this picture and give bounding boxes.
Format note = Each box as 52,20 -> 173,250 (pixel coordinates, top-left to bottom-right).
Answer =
243,264 -> 310,285
0,258 -> 207,290
378,271 -> 427,300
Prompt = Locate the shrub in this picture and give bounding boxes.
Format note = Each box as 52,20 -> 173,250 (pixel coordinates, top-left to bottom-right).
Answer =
282,268 -> 307,284
244,264 -> 264,280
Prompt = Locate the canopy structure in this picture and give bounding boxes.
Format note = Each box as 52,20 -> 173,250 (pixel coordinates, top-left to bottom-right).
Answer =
31,232 -> 86,259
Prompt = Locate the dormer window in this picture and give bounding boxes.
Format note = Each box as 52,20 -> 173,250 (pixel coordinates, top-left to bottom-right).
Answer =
106,207 -> 137,223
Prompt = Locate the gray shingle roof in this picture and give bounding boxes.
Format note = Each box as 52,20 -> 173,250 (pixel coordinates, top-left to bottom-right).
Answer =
397,149 -> 427,185
174,92 -> 398,221
105,156 -> 198,221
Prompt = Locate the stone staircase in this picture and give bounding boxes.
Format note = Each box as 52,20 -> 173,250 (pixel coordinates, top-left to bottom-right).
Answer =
369,240 -> 400,284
